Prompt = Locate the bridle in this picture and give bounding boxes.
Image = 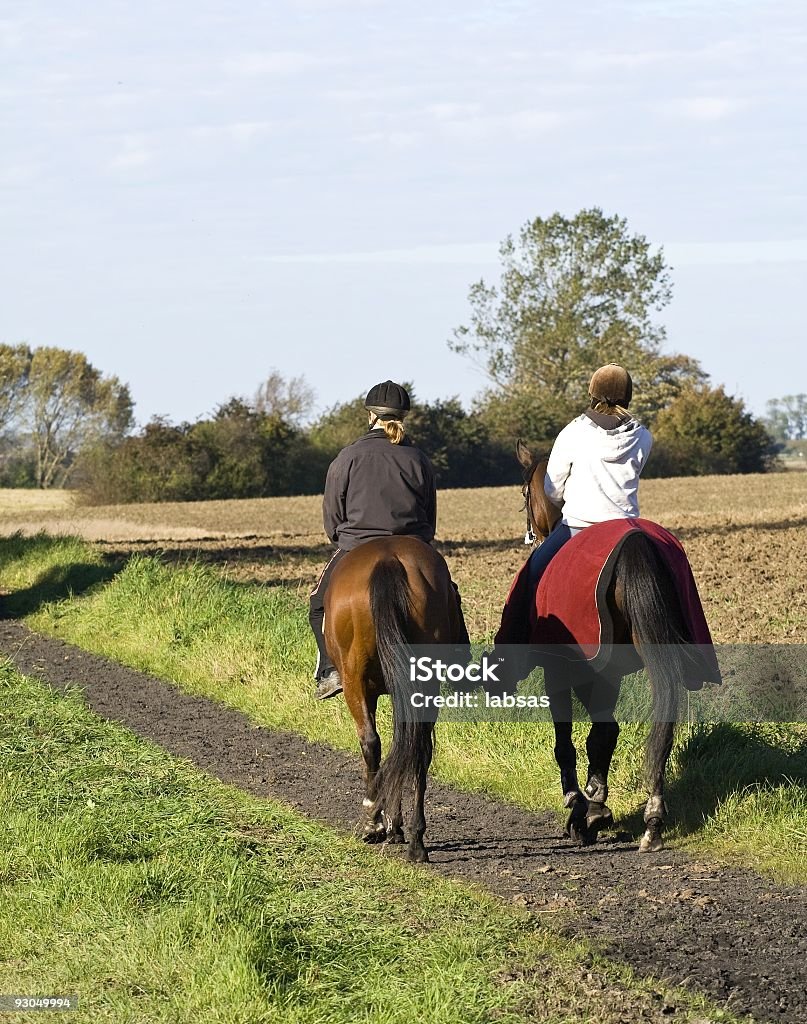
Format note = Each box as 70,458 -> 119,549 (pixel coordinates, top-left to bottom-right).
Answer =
521,459 -> 540,546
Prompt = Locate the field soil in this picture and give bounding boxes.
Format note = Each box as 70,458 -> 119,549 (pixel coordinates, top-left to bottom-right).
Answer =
1,619 -> 805,1024
2,474 -> 805,642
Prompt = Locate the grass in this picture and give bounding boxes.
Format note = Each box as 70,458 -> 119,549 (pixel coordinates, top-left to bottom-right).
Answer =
0,665 -> 737,1024
2,532 -> 806,884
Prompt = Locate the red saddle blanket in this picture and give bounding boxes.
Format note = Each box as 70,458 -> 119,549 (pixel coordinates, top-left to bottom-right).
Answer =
496,518 -> 720,685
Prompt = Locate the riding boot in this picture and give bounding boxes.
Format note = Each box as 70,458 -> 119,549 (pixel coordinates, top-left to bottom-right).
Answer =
309,549 -> 346,698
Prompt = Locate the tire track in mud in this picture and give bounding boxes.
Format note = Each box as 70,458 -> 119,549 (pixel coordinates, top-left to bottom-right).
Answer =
1,620 -> 804,1023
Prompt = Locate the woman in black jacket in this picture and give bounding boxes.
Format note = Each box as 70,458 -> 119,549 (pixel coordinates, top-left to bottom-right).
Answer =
310,380 -> 468,699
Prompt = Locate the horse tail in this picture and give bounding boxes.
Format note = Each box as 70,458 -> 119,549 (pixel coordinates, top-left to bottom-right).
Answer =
369,557 -> 433,819
617,532 -> 702,764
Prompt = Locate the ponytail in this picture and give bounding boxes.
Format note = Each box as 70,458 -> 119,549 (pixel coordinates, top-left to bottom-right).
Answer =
590,398 -> 631,420
382,419 -> 406,444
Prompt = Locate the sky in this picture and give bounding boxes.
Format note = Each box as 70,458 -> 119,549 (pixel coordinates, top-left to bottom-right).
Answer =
2,0 -> 806,426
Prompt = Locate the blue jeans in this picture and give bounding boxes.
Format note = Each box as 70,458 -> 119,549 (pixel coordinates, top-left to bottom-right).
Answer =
526,522 -> 580,593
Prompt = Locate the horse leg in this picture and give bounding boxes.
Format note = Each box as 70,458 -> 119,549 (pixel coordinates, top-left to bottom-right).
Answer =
545,669 -> 587,843
407,723 -> 434,864
581,722 -> 619,834
385,801 -> 405,844
639,721 -> 674,853
575,674 -> 621,838
345,687 -> 386,843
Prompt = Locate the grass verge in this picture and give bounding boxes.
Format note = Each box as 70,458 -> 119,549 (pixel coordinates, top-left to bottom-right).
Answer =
2,533 -> 806,884
0,665 -> 735,1024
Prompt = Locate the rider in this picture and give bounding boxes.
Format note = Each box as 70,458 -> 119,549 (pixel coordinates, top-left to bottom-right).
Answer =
310,380 -> 469,700
496,363 -> 653,648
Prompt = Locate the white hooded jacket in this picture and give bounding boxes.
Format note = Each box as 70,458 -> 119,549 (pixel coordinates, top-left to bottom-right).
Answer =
544,413 -> 652,528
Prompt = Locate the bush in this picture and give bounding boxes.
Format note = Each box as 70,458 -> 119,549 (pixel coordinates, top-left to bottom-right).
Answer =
75,407 -> 329,505
647,386 -> 777,476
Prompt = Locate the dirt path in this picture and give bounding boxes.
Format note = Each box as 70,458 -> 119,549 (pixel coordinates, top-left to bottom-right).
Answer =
1,620 -> 804,1023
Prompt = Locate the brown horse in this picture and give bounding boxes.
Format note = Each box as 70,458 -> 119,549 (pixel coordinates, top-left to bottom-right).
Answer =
516,439 -> 711,852
324,535 -> 463,862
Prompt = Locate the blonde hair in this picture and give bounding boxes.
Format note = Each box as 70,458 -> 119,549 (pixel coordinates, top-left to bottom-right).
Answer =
381,418 -> 406,444
590,398 -> 631,420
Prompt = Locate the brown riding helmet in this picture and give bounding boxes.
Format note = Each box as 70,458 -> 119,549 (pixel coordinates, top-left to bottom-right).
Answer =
589,364 -> 633,407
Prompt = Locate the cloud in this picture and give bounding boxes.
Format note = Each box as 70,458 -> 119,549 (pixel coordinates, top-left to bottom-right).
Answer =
573,47 -> 683,71
221,51 -> 324,76
659,96 -> 744,120
96,89 -> 161,110
263,238 -> 807,268
429,107 -> 566,144
354,130 -> 423,150
109,134 -> 153,170
189,120 -> 275,146
290,0 -> 382,8
666,239 -> 807,265
425,102 -> 483,121
262,242 -> 499,265
568,37 -> 750,73
0,17 -> 26,50
228,120 -> 274,143
507,109 -> 565,138
0,160 -> 40,188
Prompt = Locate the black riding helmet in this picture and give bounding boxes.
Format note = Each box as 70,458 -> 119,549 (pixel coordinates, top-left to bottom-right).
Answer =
364,380 -> 411,418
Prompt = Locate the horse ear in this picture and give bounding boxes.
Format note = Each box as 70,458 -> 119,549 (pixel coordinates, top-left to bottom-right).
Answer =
516,438 -> 533,470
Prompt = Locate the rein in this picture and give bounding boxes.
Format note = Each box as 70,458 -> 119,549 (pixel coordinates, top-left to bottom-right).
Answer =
521,459 -> 540,546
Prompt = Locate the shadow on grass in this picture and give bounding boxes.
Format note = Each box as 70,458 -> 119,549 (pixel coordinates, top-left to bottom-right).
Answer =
619,722 -> 807,839
96,540 -> 334,563
0,532 -> 122,618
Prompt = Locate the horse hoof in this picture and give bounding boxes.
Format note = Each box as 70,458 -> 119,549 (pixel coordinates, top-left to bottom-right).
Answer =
567,819 -> 595,846
408,846 -> 430,863
362,830 -> 386,844
565,794 -> 591,845
386,829 -> 406,845
361,820 -> 386,844
585,803 -> 614,839
638,821 -> 664,854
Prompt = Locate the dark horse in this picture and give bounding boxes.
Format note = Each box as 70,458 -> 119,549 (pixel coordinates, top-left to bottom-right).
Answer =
324,535 -> 464,862
516,440 -> 708,853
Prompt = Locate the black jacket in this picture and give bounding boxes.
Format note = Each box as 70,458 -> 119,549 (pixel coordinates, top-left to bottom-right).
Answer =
323,430 -> 437,550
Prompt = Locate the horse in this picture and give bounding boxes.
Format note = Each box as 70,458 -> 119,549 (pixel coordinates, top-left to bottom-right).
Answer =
514,439 -> 712,853
324,535 -> 464,863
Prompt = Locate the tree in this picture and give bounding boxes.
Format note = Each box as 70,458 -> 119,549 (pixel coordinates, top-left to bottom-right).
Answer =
405,397 -> 514,487
765,395 -> 807,442
450,208 -> 706,437
25,347 -> 134,488
191,398 -> 324,498
76,417 -> 203,504
308,392 -> 368,456
254,370 -> 315,425
648,385 -> 776,476
0,344 -> 31,428
77,400 -> 328,505
0,344 -> 134,488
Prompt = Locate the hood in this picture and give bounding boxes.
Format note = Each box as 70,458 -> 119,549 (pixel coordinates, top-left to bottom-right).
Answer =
585,415 -> 647,462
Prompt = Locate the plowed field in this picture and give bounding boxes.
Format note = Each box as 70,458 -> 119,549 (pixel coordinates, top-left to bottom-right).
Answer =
2,473 -> 805,643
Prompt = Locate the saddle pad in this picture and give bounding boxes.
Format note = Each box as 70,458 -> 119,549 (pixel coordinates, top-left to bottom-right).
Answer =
497,519 -> 720,685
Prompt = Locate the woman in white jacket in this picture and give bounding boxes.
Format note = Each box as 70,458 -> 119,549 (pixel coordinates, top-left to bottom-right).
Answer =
525,363 -> 653,590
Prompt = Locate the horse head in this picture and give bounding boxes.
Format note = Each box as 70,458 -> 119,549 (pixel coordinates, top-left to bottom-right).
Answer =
516,439 -> 561,543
